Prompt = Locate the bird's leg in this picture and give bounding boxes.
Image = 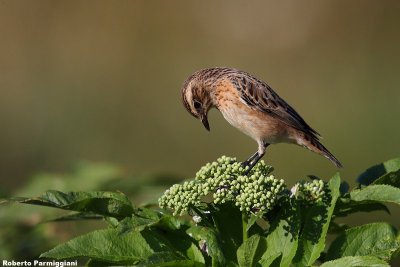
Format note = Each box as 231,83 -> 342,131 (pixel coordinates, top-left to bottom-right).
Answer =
242,151 -> 259,167
242,143 -> 270,176
242,152 -> 264,175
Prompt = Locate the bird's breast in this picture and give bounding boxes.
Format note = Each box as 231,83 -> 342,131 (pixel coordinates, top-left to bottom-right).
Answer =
215,80 -> 293,144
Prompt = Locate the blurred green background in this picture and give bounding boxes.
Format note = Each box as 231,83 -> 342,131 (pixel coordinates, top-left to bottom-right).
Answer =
0,0 -> 399,261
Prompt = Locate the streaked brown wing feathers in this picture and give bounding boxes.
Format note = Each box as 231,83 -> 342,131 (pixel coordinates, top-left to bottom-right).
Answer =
230,73 -> 321,138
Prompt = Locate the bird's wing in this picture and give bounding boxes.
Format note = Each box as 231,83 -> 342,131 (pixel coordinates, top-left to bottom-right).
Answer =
229,73 -> 321,139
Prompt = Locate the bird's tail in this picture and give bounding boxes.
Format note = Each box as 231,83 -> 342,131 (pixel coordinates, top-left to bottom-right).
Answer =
298,133 -> 343,168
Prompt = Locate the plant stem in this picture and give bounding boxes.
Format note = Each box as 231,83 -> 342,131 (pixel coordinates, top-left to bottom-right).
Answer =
242,211 -> 248,243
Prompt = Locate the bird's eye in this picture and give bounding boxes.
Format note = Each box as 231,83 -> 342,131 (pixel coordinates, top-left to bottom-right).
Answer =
194,102 -> 201,109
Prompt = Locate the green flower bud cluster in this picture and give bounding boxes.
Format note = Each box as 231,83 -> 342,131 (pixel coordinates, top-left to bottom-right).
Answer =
233,174 -> 286,213
158,156 -> 287,216
297,179 -> 326,202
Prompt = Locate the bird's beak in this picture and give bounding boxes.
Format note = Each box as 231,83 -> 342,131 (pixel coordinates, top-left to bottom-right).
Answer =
201,114 -> 210,131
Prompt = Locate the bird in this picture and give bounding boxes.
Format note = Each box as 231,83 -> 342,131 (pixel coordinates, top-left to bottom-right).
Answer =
181,67 -> 342,174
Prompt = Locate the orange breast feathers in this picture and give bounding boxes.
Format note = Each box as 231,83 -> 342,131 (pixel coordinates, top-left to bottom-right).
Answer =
214,80 -> 293,144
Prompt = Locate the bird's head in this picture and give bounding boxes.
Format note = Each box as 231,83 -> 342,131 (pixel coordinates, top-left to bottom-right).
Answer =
181,74 -> 213,131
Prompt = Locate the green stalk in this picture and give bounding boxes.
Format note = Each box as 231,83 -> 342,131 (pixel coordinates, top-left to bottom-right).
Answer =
242,211 -> 248,242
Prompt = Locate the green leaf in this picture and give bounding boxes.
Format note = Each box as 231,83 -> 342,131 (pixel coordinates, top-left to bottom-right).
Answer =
150,213 -> 187,231
119,214 -> 203,265
142,227 -> 205,265
326,223 -> 399,261
41,229 -> 155,265
320,256 -> 389,267
259,253 -> 281,267
42,226 -> 202,265
136,250 -> 204,266
40,206 -> 200,265
226,262 -> 240,267
115,208 -> 167,232
372,169 -> 400,188
104,216 -> 119,228
237,234 -> 267,267
86,259 -> 111,266
47,212 -> 104,222
139,254 -> 204,267
186,243 -> 206,266
350,185 -> 400,204
292,172 -> 341,267
357,158 -> 400,186
246,212 -> 264,232
334,198 -> 390,217
186,225 -> 225,265
2,190 -> 135,218
211,203 -> 243,262
260,201 -> 300,267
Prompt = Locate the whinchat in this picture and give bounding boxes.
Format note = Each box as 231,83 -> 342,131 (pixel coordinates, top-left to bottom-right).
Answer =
181,67 -> 342,174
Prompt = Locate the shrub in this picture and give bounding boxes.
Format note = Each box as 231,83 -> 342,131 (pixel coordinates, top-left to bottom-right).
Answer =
2,157 -> 400,266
